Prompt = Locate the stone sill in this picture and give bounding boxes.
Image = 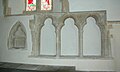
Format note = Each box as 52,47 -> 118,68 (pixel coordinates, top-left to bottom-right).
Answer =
29,55 -> 113,60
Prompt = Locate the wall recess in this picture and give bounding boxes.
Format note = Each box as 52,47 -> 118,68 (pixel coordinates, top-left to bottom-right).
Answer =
8,21 -> 26,49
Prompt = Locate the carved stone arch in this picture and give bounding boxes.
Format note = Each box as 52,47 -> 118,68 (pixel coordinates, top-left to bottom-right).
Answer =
82,14 -> 105,33
85,14 -> 101,26
81,16 -> 97,30
85,15 -> 106,33
60,16 -> 79,56
80,20 -> 87,30
76,15 -> 86,30
85,15 -> 107,45
87,14 -> 100,22
40,17 -> 56,56
98,24 -> 106,34
40,15 -> 57,28
83,17 -> 102,56
87,16 -> 97,25
8,21 -> 26,49
59,14 -> 79,29
82,14 -> 108,57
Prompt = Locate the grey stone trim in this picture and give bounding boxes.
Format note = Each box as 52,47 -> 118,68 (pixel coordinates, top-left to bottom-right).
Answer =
62,0 -> 69,12
3,0 -> 11,16
29,11 -> 112,59
107,21 -> 120,26
29,19 -> 40,56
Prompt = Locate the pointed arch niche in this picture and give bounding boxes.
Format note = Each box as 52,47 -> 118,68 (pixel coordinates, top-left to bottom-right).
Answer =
40,18 -> 56,56
8,21 -> 26,49
83,17 -> 101,56
61,18 -> 79,56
